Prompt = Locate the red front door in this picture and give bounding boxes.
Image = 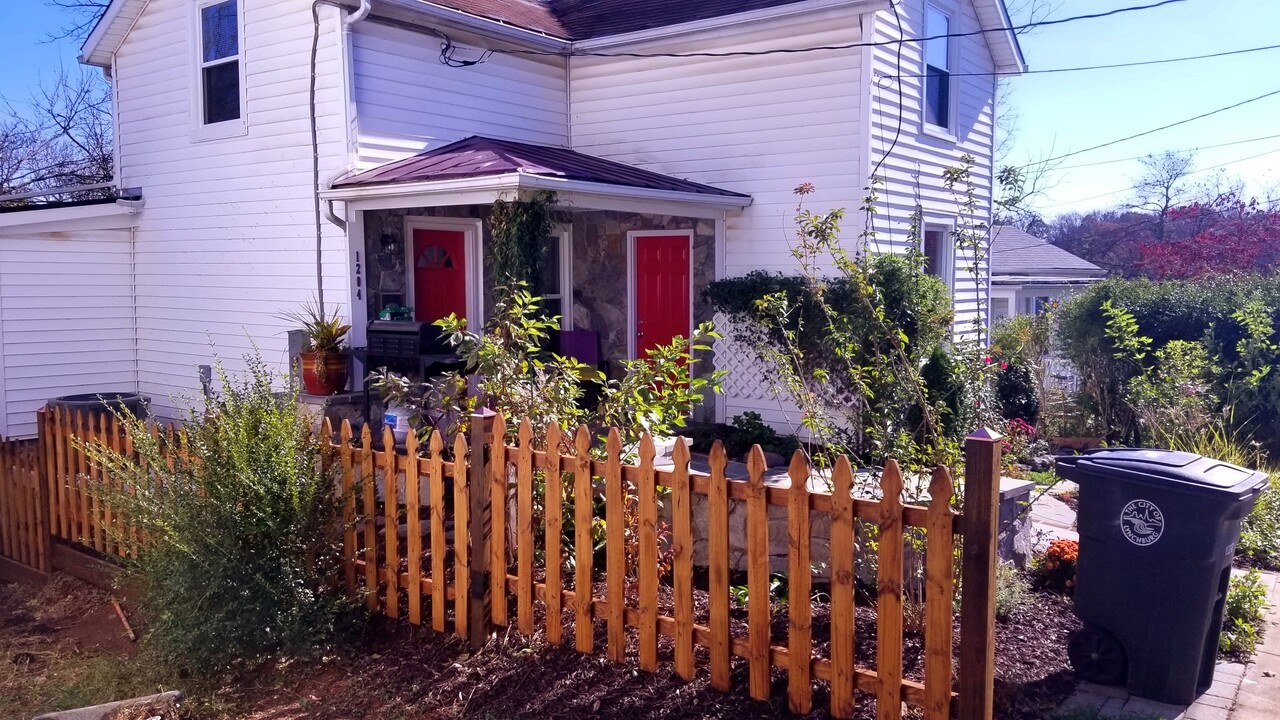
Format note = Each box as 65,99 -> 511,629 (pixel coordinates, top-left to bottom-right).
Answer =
634,234 -> 691,358
412,229 -> 467,323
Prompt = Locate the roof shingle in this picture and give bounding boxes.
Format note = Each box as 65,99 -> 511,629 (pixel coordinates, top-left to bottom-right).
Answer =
333,135 -> 749,199
990,225 -> 1104,278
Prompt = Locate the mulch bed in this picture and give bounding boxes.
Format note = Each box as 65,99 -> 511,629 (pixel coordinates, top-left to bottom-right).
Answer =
219,576 -> 1081,719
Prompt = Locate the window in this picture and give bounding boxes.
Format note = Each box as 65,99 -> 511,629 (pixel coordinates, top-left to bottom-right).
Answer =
536,228 -> 573,329
924,5 -> 951,129
923,224 -> 954,287
198,0 -> 241,126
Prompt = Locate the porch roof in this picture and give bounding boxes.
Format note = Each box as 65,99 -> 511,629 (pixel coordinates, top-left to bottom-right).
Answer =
328,136 -> 751,208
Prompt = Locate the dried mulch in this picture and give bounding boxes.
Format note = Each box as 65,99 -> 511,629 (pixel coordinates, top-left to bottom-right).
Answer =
222,578 -> 1081,719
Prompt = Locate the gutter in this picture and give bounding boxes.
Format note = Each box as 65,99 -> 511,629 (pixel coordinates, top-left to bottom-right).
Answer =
321,172 -> 753,211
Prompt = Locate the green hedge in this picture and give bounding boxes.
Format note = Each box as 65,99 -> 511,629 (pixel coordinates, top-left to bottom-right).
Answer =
1057,276 -> 1280,450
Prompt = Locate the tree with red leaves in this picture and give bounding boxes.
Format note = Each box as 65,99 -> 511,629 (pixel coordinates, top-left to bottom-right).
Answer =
1137,195 -> 1280,279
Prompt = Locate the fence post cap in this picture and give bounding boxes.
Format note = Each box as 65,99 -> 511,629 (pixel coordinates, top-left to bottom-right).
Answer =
471,407 -> 497,419
966,427 -> 1004,442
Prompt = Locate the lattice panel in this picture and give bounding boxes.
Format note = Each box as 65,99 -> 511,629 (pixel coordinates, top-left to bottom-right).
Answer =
712,313 -> 793,403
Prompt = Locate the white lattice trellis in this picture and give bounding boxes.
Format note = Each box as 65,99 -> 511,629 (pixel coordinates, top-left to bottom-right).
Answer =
712,313 -> 793,402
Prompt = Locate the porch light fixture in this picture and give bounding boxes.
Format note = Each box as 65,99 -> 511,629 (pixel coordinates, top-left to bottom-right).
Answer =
380,232 -> 400,255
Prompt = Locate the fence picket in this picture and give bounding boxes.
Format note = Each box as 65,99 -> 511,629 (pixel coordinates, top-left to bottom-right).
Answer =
516,418 -> 534,636
429,431 -> 446,633
361,424 -> 378,613
76,411 -> 90,546
53,408 -> 68,539
573,426 -> 594,654
876,461 -> 906,720
125,418 -> 138,559
544,423 -> 564,646
671,438 -> 694,681
605,428 -> 625,663
925,467 -> 957,720
637,433 -> 658,672
41,412 -> 56,554
109,413 -> 124,557
452,431 -> 470,640
23,443 -> 37,567
0,442 -> 12,560
405,429 -> 422,626
746,445 -> 771,701
788,450 -> 813,714
707,440 -> 731,692
489,413 -> 508,627
90,413 -> 105,553
382,425 -> 400,620
830,456 -> 857,719
340,421 -> 356,595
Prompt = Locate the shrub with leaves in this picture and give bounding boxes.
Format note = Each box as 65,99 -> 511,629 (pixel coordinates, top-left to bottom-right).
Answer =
1220,570 -> 1269,660
994,562 -> 1029,621
83,355 -> 350,673
1240,474 -> 1280,569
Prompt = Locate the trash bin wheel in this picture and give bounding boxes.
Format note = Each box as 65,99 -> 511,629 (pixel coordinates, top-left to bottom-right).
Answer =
1068,625 -> 1127,686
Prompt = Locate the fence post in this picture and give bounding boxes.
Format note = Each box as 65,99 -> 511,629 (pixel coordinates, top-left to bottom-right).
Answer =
958,427 -> 1003,720
468,409 -> 496,650
34,409 -> 53,573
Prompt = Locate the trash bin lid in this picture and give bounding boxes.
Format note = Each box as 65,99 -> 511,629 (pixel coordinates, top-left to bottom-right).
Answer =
1061,448 -> 1267,495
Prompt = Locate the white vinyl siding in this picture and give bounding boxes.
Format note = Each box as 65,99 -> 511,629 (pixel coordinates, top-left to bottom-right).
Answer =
351,21 -> 569,167
114,0 -> 350,419
0,231 -> 137,438
570,9 -> 863,282
865,0 -> 997,336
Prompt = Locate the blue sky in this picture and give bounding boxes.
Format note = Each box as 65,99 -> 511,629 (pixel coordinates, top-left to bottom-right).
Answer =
1003,0 -> 1280,216
2,0 -> 1277,219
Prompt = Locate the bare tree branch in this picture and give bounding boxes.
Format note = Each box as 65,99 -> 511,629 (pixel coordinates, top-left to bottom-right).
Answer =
44,0 -> 109,42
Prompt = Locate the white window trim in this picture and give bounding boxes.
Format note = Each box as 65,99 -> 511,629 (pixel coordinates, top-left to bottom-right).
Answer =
189,0 -> 248,143
923,222 -> 956,291
626,230 -> 694,361
403,216 -> 485,328
922,2 -> 958,138
544,225 -> 574,330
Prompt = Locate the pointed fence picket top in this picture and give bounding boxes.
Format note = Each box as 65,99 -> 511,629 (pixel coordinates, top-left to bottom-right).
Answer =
6,409 -> 1008,720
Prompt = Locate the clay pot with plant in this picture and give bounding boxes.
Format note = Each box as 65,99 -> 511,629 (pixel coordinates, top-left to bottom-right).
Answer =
283,298 -> 351,396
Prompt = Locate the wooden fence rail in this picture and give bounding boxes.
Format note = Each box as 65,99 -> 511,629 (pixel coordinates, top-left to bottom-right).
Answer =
0,406 -> 1003,720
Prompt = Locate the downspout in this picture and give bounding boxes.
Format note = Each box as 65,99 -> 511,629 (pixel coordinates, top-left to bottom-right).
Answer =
311,0 -> 371,307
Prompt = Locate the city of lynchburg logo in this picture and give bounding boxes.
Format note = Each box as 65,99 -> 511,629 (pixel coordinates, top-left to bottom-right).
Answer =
1120,499 -> 1164,546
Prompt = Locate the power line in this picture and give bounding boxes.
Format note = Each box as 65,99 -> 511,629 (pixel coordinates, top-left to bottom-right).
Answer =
1054,133 -> 1280,171
1041,145 -> 1280,210
882,42 -> 1280,80
1027,88 -> 1280,166
450,0 -> 1187,63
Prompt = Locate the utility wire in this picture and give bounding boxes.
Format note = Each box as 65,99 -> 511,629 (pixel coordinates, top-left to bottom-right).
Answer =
444,0 -> 1187,62
1027,88 -> 1280,167
882,42 -> 1280,79
1054,133 -> 1280,171
1041,145 -> 1280,210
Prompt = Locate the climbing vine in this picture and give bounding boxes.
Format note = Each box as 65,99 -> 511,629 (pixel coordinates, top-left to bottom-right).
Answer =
489,190 -> 558,285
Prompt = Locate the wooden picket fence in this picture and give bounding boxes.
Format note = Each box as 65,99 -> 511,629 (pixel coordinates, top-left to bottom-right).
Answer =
0,406 -> 1004,720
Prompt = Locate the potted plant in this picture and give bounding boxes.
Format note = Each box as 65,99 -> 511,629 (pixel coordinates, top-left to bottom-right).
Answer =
284,298 -> 351,396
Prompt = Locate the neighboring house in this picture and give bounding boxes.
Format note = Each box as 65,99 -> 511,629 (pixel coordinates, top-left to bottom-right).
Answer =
0,0 -> 1023,437
989,224 -> 1105,323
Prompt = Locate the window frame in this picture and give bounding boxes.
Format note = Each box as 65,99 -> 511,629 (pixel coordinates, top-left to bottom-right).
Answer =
537,225 -> 574,330
922,222 -> 956,290
922,3 -> 957,137
189,0 -> 248,142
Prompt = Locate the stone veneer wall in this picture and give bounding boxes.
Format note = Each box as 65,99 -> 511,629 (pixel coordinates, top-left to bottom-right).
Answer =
362,206 -> 717,418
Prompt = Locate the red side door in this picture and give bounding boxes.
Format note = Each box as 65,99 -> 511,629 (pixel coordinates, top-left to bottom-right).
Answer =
633,234 -> 691,358
412,229 -> 467,323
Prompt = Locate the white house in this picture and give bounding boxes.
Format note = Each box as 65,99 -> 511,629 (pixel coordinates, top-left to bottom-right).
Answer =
989,224 -> 1105,323
0,0 -> 1023,436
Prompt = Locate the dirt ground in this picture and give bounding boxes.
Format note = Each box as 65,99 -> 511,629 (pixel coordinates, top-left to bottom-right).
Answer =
0,573 -> 1079,719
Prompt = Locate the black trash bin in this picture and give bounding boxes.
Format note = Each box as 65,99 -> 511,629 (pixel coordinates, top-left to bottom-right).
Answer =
49,392 -> 150,420
1057,448 -> 1269,705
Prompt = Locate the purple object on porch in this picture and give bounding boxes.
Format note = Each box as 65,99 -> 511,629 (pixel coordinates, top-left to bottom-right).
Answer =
555,330 -> 600,367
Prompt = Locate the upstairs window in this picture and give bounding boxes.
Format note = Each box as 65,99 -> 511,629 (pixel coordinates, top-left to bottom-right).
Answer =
924,5 -> 951,129
199,0 -> 241,126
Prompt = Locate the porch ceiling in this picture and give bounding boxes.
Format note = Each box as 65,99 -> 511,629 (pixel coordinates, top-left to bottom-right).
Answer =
321,136 -> 752,216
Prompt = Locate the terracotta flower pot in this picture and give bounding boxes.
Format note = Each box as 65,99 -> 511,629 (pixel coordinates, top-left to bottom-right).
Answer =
300,351 -> 349,396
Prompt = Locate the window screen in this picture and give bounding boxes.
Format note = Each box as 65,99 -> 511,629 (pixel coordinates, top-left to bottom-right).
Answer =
923,227 -> 948,279
536,233 -> 570,327
924,6 -> 951,128
200,1 -> 240,125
